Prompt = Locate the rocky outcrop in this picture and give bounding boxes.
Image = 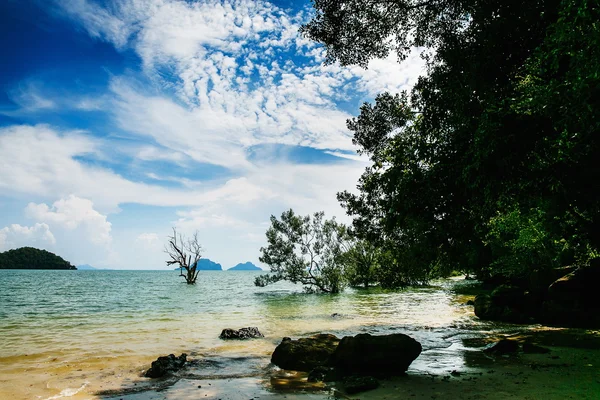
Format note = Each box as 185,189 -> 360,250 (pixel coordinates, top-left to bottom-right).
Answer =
219,327 -> 264,339
473,285 -> 529,323
271,334 -> 340,371
330,333 -> 421,377
307,366 -> 340,382
144,353 -> 187,378
540,260 -> 600,327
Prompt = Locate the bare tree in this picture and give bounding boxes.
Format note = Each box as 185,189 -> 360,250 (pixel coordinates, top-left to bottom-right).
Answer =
165,228 -> 203,284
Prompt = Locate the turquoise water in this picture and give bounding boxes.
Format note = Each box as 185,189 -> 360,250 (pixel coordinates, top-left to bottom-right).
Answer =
0,270 -> 489,399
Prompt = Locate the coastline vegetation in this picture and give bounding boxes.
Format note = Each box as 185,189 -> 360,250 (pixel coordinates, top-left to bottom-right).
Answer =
0,247 -> 76,270
292,0 -> 600,287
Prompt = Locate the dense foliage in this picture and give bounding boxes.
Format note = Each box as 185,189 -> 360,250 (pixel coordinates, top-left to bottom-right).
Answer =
0,247 -> 76,270
256,209 -> 350,293
304,0 -> 600,282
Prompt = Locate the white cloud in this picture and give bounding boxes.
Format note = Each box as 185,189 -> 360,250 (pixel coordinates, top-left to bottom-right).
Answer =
135,232 -> 160,249
59,0 -> 134,48
5,82 -> 56,113
0,223 -> 56,251
58,0 -> 424,166
26,195 -> 112,246
1,0 -> 428,269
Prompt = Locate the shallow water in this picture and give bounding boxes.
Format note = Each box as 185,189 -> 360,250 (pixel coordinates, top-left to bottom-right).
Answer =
0,270 -> 511,399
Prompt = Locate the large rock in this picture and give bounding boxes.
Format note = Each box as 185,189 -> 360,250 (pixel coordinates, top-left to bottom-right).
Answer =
529,266 -> 577,296
330,333 -> 421,376
541,260 -> 600,327
271,334 -> 340,371
490,285 -> 526,308
219,327 -> 264,339
144,353 -> 187,378
473,286 -> 528,323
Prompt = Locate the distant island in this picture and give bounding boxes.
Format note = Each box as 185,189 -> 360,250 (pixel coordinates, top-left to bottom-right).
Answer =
174,258 -> 222,271
0,247 -> 76,270
228,262 -> 261,271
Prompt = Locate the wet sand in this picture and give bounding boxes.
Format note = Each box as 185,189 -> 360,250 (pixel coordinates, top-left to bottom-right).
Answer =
103,329 -> 600,400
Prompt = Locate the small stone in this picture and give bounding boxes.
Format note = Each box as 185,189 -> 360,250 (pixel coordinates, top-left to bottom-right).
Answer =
219,327 -> 264,340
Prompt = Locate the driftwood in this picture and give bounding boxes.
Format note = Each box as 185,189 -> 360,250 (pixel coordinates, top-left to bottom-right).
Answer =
165,228 -> 203,284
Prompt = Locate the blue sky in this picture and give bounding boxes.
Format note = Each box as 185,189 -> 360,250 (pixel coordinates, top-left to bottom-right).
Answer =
0,0 -> 425,269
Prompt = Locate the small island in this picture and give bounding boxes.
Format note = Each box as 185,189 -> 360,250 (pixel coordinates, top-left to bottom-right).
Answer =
174,258 -> 223,271
228,262 -> 261,271
0,247 -> 76,270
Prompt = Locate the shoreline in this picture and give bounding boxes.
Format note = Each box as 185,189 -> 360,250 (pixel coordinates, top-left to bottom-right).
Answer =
103,328 -> 600,400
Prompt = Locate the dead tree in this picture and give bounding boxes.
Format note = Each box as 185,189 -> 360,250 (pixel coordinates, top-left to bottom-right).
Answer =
165,228 -> 203,284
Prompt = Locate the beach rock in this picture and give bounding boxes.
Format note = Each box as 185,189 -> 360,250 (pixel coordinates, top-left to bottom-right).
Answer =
343,375 -> 380,394
490,285 -> 525,308
144,353 -> 187,378
473,288 -> 528,323
219,327 -> 264,340
330,333 -> 421,376
307,366 -> 340,382
529,266 -> 577,296
522,341 -> 550,354
271,334 -> 340,371
483,339 -> 519,355
541,260 -> 600,327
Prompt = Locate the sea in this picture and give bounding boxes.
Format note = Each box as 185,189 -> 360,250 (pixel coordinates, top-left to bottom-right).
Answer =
0,270 -> 513,399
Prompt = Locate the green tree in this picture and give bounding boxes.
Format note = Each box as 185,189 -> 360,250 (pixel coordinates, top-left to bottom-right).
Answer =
343,240 -> 379,288
304,0 -> 599,279
255,209 -> 350,293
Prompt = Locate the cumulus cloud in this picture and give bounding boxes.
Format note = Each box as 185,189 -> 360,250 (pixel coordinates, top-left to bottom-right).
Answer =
0,0 -> 428,268
26,195 -> 113,246
0,223 -> 56,251
58,0 -> 425,166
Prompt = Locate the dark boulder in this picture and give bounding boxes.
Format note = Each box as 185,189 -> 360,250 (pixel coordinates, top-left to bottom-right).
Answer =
271,334 -> 340,371
219,327 -> 264,339
473,286 -> 528,323
307,366 -> 340,382
490,285 -> 526,308
343,375 -> 380,394
541,260 -> 600,327
529,266 -> 577,296
482,339 -> 519,355
144,353 -> 187,378
330,333 -> 421,376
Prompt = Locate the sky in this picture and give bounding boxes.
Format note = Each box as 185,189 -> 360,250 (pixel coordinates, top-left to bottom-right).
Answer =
0,0 -> 425,270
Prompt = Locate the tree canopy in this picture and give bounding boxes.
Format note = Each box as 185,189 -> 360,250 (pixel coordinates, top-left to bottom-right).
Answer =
304,0 -> 600,280
0,247 -> 76,270
256,209 -> 350,293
